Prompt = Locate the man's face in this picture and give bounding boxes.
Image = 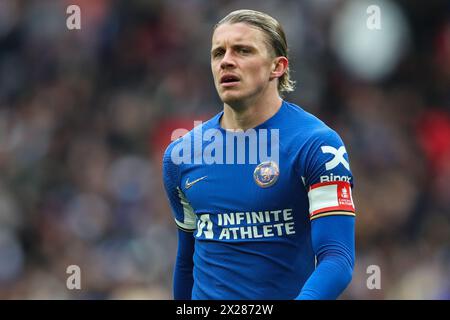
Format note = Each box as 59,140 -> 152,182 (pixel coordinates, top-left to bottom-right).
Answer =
211,23 -> 275,106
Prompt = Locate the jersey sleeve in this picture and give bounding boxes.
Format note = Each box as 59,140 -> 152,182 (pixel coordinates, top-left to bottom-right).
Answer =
162,142 -> 197,231
296,215 -> 354,299
301,128 -> 356,220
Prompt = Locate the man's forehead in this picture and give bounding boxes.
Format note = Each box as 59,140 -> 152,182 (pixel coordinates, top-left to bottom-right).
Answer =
212,23 -> 265,47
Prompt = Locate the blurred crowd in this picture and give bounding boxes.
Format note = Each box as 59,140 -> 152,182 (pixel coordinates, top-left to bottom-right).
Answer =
0,0 -> 448,299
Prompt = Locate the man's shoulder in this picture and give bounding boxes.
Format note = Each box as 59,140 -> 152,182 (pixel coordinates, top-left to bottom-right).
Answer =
162,112 -> 222,161
281,101 -> 339,142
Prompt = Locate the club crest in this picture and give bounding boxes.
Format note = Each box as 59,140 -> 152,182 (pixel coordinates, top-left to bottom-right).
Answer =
253,161 -> 279,188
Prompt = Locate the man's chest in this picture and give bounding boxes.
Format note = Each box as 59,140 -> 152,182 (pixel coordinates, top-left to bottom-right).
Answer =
180,161 -> 304,213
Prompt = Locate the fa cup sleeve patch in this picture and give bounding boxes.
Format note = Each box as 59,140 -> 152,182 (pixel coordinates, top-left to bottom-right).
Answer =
307,181 -> 356,220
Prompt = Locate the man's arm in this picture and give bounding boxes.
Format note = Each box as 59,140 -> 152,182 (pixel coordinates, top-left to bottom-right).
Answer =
296,214 -> 355,300
162,142 -> 197,299
173,229 -> 195,300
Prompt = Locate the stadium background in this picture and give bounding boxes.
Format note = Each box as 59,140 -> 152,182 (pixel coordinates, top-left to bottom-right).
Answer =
0,0 -> 448,299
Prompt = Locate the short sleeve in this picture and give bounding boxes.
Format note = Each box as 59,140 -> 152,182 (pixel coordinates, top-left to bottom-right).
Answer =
162,143 -> 197,231
302,128 -> 356,220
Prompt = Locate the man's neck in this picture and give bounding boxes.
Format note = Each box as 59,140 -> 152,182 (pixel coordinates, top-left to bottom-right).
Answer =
220,93 -> 283,131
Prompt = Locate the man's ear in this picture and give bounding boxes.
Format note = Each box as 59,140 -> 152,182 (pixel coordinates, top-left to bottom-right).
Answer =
270,56 -> 288,80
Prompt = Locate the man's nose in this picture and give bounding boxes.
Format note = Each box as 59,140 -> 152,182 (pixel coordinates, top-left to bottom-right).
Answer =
220,51 -> 236,69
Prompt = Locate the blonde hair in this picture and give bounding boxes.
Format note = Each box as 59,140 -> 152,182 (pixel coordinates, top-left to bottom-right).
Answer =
214,9 -> 296,94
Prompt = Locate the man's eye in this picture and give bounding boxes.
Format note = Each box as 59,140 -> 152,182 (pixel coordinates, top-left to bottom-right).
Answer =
213,51 -> 224,58
238,48 -> 251,54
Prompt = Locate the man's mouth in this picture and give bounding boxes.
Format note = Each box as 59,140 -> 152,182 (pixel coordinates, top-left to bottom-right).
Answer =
220,74 -> 240,87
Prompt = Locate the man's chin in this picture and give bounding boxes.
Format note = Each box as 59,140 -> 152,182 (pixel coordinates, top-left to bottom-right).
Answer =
220,92 -> 245,106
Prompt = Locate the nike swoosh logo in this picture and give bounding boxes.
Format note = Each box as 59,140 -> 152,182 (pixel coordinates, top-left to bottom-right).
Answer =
185,176 -> 207,189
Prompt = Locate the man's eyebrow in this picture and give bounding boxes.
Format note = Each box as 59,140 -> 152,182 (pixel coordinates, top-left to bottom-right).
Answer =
211,43 -> 256,53
211,46 -> 223,54
233,44 -> 255,49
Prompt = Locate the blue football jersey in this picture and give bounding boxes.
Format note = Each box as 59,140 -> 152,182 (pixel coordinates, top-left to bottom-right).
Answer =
163,100 -> 355,299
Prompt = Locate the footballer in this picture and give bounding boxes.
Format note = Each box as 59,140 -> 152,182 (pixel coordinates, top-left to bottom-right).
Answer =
162,9 -> 356,300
